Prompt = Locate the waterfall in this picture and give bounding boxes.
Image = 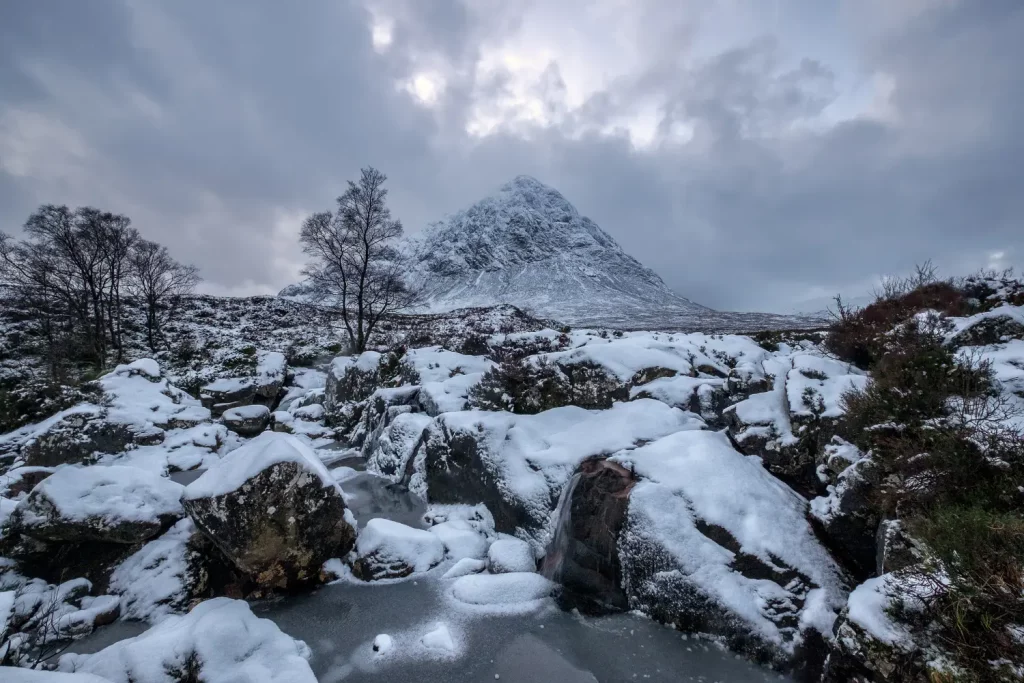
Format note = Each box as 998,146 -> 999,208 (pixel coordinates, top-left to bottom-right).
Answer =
541,472 -> 582,582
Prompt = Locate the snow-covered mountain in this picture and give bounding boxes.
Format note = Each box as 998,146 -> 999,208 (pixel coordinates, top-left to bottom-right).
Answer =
284,176 -> 824,331
400,175 -> 709,328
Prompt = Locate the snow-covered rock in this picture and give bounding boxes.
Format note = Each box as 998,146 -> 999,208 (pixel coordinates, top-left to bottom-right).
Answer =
450,572 -> 554,609
441,557 -> 487,579
222,404 -> 271,437
610,430 -> 847,667
0,361 -> 207,467
351,518 -> 445,580
947,304 -> 1024,347
324,352 -> 382,417
487,538 -> 535,574
107,519 -> 200,621
199,376 -> 255,415
182,432 -> 356,590
59,597 -> 316,683
418,399 -> 704,545
725,351 -> 866,494
428,520 -> 489,561
11,466 -> 184,544
364,411 -> 431,482
254,350 -> 288,399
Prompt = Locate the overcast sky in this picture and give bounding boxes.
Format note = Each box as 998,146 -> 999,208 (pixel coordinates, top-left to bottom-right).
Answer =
1,0 -> 1021,312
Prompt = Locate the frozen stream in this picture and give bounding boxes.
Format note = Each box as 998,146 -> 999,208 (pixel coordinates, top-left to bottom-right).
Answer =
73,467 -> 788,682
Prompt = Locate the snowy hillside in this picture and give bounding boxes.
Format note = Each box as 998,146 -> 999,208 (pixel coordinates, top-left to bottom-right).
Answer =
283,176 -> 824,332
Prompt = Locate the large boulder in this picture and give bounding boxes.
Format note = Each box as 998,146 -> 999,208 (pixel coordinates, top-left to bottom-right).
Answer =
58,598 -> 316,683
607,430 -> 846,673
10,465 -> 184,544
222,404 -> 271,437
181,432 -> 356,590
417,400 -> 704,545
351,518 -> 445,580
355,386 -> 422,454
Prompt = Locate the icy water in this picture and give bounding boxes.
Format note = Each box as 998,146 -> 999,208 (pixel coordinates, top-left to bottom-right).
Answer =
251,578 -> 787,683
71,465 -> 789,682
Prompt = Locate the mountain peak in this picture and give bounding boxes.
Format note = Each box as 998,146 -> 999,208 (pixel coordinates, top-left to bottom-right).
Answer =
401,177 -> 710,325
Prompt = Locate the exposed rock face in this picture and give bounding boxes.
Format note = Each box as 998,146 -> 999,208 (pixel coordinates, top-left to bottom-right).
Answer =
540,458 -> 633,612
0,466 -> 54,498
11,466 -> 185,544
181,433 -> 356,591
222,404 -> 271,437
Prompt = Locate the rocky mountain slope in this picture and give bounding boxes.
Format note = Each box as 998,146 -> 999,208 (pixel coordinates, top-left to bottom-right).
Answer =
283,176 -> 824,332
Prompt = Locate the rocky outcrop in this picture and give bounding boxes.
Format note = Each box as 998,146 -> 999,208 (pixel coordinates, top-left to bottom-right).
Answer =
17,409 -> 164,468
181,433 -> 356,591
417,401 -> 701,542
222,404 -> 271,437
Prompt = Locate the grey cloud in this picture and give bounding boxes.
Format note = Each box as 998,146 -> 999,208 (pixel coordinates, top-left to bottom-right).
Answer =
0,0 -> 1021,311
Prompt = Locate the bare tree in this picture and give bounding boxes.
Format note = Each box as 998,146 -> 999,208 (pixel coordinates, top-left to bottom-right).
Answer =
127,239 -> 200,351
300,167 -> 416,352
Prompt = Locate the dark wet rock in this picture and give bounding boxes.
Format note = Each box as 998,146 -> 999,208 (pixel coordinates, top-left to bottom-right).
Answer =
182,435 -> 357,591
222,404 -> 271,437
810,457 -> 882,581
541,458 -> 633,613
